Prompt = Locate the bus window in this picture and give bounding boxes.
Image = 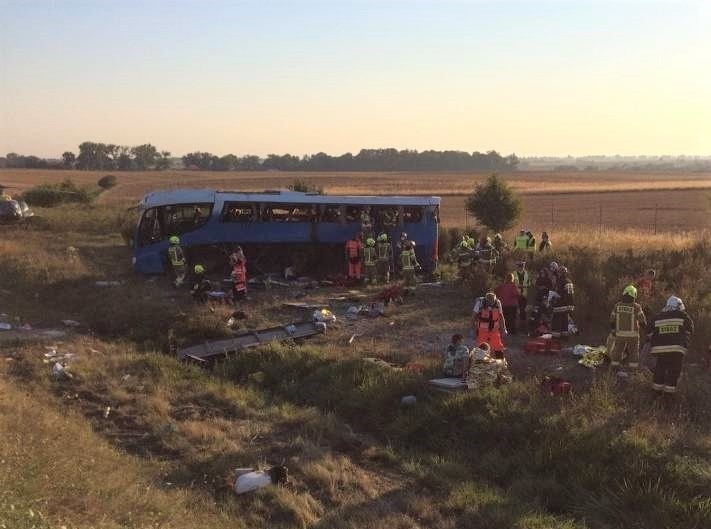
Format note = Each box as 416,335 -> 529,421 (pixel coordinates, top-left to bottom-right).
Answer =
345,205 -> 362,222
138,207 -> 162,246
222,202 -> 256,222
262,204 -> 315,222
430,205 -> 440,224
323,205 -> 343,223
403,206 -> 424,224
161,203 -> 212,236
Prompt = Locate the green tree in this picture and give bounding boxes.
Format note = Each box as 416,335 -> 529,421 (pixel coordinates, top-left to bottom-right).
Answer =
131,144 -> 158,170
466,173 -> 521,232
155,150 -> 172,170
62,151 -> 76,169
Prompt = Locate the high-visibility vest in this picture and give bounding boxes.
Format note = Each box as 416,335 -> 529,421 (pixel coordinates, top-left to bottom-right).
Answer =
168,245 -> 185,267
400,249 -> 417,270
376,241 -> 391,260
364,246 -> 377,266
514,271 -> 530,293
612,302 -> 644,337
346,239 -> 362,260
477,306 -> 502,332
514,235 -> 529,250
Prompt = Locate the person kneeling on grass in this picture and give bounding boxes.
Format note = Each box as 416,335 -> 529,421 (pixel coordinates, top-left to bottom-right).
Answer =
443,334 -> 471,378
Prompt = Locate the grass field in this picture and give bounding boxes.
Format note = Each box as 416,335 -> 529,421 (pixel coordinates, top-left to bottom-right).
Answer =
2,168 -> 711,231
2,171 -> 711,528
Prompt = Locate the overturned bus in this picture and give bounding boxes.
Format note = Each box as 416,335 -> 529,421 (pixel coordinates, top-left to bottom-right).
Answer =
132,189 -> 440,276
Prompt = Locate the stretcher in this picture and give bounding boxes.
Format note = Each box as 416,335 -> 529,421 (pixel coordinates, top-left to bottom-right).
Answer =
177,321 -> 325,362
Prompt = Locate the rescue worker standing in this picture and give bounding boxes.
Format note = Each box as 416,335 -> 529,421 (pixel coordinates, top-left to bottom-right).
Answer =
399,239 -> 420,288
345,233 -> 364,281
495,273 -> 521,335
526,231 -> 537,260
472,292 -> 507,359
376,233 -> 393,283
454,238 -> 474,280
360,207 -> 373,239
539,232 -> 552,253
476,236 -> 498,272
648,296 -> 694,394
167,235 -> 187,287
514,261 -> 531,321
609,285 -> 647,369
230,246 -> 248,302
492,233 -> 508,254
363,238 -> 378,284
551,266 -> 574,338
514,229 -> 529,253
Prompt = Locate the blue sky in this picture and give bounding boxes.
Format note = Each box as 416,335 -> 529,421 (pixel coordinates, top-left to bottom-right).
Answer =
0,0 -> 708,156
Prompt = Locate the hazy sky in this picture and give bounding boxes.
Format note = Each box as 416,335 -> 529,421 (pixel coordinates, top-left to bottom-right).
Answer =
0,0 -> 709,157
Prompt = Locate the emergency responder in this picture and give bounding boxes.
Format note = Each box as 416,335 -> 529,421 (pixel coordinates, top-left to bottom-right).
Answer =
375,233 -> 393,283
399,239 -> 420,288
539,232 -> 552,253
514,229 -> 529,253
167,235 -> 187,287
360,207 -> 373,238
395,232 -> 408,275
495,273 -> 520,335
0,186 -> 11,201
647,296 -> 694,394
608,285 -> 647,369
454,238 -> 474,280
472,292 -> 507,359
526,231 -> 537,260
190,264 -> 212,303
230,246 -> 248,302
443,334 -> 471,378
363,238 -> 378,284
513,260 -> 531,321
492,233 -> 508,254
476,236 -> 498,272
635,269 -> 656,298
551,266 -> 574,338
379,207 -> 397,231
345,233 -> 364,281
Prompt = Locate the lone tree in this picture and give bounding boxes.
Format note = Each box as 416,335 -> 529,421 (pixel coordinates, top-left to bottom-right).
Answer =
466,173 -> 522,232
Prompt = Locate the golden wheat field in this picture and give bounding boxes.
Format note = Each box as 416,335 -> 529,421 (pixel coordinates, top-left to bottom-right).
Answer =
2,168 -> 710,231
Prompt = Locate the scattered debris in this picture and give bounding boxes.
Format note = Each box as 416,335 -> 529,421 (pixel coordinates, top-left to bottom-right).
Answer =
103,406 -> 112,418
282,301 -> 326,310
401,395 -> 417,406
313,309 -> 336,323
419,281 -> 442,287
363,357 -> 402,371
19,323 -> 32,331
51,362 -> 72,380
0,323 -> 12,331
61,319 -> 81,327
177,321 -> 326,362
233,466 -> 288,495
348,333 -> 357,345
429,377 -> 469,392
542,376 -> 572,396
524,337 -> 562,355
95,280 -> 122,287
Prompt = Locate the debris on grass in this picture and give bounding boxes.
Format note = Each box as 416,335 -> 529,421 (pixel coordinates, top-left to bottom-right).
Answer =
233,466 -> 288,495
313,309 -> 336,323
0,323 -> 12,331
61,319 -> 81,327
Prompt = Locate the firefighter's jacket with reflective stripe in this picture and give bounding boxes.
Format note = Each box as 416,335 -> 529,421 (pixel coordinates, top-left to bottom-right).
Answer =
364,246 -> 377,266
647,310 -> 694,355
610,301 -> 646,338
376,241 -> 392,261
552,280 -> 575,313
168,245 -> 186,267
400,248 -> 418,270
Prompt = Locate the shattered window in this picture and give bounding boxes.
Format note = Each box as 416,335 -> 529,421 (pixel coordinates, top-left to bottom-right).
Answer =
262,204 -> 315,222
138,207 -> 162,246
322,205 -> 343,223
160,203 -> 212,236
221,202 -> 256,222
403,206 -> 424,224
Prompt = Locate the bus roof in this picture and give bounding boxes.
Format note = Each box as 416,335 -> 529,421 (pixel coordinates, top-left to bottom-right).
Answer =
140,189 -> 441,208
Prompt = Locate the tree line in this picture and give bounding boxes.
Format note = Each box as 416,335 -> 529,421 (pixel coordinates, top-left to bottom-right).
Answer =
1,143 -> 519,172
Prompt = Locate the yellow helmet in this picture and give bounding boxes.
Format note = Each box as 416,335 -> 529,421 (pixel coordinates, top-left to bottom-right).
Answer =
169,235 -> 180,245
194,264 -> 205,274
623,285 -> 638,299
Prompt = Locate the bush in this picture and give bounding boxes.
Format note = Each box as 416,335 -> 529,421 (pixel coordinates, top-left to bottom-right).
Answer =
22,179 -> 96,207
97,174 -> 117,190
288,179 -> 323,194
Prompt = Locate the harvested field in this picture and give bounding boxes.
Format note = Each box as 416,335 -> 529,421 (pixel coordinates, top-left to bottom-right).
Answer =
2,169 -> 710,231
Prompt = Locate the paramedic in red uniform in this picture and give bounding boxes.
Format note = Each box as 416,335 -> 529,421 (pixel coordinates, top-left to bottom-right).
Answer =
472,292 -> 507,359
230,246 -> 248,302
345,233 -> 364,280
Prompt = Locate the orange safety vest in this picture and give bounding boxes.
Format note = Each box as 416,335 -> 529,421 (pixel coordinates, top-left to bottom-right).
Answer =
477,306 -> 502,333
346,239 -> 362,261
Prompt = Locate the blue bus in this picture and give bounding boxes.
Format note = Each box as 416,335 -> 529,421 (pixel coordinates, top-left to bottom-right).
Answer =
132,189 -> 440,276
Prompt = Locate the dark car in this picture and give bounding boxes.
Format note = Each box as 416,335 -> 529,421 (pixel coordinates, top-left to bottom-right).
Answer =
0,199 -> 34,225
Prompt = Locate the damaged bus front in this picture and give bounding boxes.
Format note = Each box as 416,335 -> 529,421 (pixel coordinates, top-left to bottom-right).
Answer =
132,189 -> 440,276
